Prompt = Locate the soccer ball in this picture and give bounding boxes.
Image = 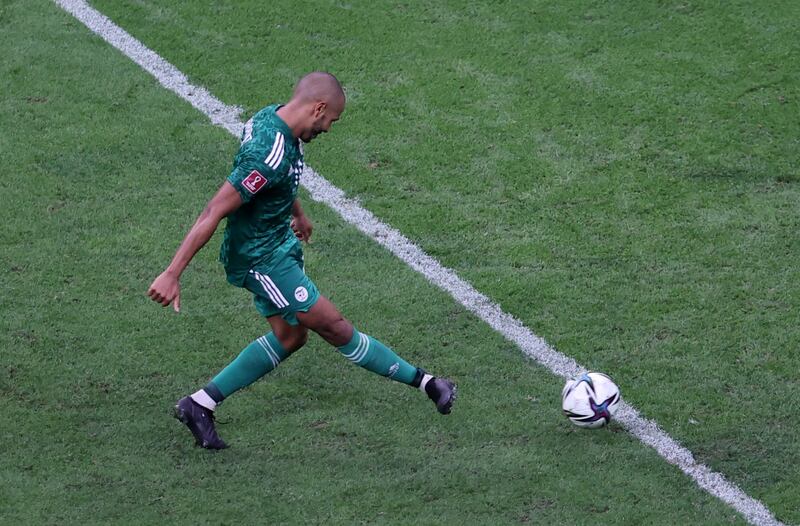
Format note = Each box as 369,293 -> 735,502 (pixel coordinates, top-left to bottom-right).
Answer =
561,372 -> 621,428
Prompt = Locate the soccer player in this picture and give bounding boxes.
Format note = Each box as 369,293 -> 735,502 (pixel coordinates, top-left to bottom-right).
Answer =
147,72 -> 456,449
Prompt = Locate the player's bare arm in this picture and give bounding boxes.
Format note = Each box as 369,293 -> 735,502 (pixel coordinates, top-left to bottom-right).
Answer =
290,199 -> 312,242
147,181 -> 243,312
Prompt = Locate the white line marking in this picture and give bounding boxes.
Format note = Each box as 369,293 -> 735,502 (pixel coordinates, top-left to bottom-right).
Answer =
53,2 -> 786,524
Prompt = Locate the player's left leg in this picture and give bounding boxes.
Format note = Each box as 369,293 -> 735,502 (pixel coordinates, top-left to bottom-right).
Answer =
297,295 -> 457,414
175,317 -> 307,449
197,316 -> 306,406
174,262 -> 312,449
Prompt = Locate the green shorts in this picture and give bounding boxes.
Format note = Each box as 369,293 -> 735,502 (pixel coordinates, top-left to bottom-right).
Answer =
243,242 -> 320,325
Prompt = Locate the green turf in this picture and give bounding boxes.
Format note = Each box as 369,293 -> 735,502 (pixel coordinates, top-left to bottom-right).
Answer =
1,0 -> 797,523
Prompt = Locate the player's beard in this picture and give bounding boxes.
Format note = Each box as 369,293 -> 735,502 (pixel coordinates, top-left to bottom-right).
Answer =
303,127 -> 323,143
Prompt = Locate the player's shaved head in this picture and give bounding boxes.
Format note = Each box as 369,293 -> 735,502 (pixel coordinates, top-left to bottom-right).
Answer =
278,71 -> 345,143
292,71 -> 345,109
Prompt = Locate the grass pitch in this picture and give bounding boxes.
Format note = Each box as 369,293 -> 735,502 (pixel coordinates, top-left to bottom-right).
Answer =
2,1 -> 798,524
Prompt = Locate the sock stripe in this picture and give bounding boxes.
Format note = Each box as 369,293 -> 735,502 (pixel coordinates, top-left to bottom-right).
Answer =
341,333 -> 363,359
256,336 -> 280,368
335,327 -> 418,385
255,337 -> 274,366
267,340 -> 281,367
343,333 -> 369,363
264,339 -> 282,366
354,333 -> 370,363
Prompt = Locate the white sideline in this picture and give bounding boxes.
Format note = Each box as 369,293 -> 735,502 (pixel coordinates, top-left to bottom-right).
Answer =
53,1 -> 786,525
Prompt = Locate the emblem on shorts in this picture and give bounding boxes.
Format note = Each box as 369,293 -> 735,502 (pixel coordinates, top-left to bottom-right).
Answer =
242,170 -> 268,194
294,286 -> 309,302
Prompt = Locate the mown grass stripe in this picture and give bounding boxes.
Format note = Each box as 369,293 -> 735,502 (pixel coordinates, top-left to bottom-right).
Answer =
52,1 -> 785,524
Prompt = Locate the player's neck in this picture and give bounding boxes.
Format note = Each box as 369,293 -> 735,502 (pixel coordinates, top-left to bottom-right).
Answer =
275,103 -> 304,140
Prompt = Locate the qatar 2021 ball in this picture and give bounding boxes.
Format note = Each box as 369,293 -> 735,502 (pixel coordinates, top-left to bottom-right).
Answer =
561,372 -> 621,428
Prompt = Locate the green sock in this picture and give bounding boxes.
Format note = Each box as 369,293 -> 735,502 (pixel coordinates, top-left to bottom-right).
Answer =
209,332 -> 289,398
337,328 -> 418,385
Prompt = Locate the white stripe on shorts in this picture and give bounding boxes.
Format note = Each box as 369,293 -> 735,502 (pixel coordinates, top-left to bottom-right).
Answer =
251,271 -> 282,308
260,273 -> 289,307
251,270 -> 289,308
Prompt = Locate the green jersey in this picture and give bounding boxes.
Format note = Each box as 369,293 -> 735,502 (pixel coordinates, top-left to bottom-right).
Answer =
220,105 -> 304,286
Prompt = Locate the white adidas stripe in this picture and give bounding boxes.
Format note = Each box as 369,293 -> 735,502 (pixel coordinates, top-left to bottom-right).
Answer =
272,134 -> 285,169
344,333 -> 369,363
252,271 -> 287,308
256,337 -> 277,367
264,132 -> 282,167
353,333 -> 369,363
250,271 -> 279,307
241,117 -> 253,143
265,133 -> 284,170
257,336 -> 280,367
263,337 -> 282,366
343,332 -> 364,360
255,337 -> 272,366
261,273 -> 289,307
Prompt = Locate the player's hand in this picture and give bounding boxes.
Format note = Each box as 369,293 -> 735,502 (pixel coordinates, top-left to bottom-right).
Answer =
147,270 -> 181,312
291,215 -> 313,243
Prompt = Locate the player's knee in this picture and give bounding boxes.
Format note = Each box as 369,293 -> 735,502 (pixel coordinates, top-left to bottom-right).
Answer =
306,316 -> 351,346
276,328 -> 308,354
292,330 -> 309,350
324,318 -> 353,346
296,297 -> 353,346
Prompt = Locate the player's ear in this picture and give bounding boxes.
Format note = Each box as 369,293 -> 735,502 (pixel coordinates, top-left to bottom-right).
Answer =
312,101 -> 327,118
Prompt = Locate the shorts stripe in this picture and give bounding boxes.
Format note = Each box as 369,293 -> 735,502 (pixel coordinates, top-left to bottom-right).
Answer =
252,272 -> 283,308
261,273 -> 289,307
251,270 -> 289,308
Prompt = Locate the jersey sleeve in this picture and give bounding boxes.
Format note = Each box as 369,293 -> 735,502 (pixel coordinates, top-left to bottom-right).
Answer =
227,130 -> 289,203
